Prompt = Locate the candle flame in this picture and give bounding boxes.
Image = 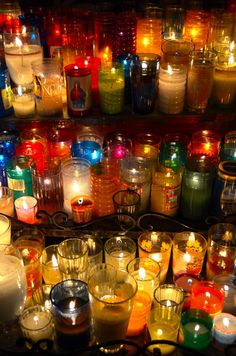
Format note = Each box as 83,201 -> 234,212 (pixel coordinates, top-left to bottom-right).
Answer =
188,232 -> 195,244
157,329 -> 163,336
17,85 -> 23,96
84,60 -> 89,66
166,300 -> 172,307
219,249 -> 227,257
44,300 -> 52,310
228,41 -> 235,65
139,267 -> 146,280
22,199 -> 29,210
223,317 -> 230,328
141,62 -> 148,70
184,252 -> 191,263
142,38 -> 149,47
194,324 -> 200,332
22,26 -> 27,36
151,232 -> 158,245
69,300 -> 76,310
205,291 -> 211,298
152,253 -> 161,263
15,36 -> 22,48
78,197 -> 83,205
15,165 -> 22,173
167,64 -> 173,75
111,67 -> 116,74
52,254 -> 58,267
33,315 -> 39,324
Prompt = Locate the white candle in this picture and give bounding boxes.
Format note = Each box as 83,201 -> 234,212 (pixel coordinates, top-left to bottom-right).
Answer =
131,267 -> 159,300
212,67 -> 236,107
158,64 -> 187,114
213,313 -> 236,345
20,305 -> 54,342
0,214 -> 11,245
0,254 -> 26,321
184,321 -> 209,334
14,196 -> 37,224
12,86 -> 35,118
4,44 -> 43,85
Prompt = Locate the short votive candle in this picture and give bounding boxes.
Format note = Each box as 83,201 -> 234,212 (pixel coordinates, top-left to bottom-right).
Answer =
71,195 -> 94,224
14,196 -> 37,224
213,313 -> 236,347
104,236 -> 136,271
12,86 -> 35,118
42,244 -> 62,286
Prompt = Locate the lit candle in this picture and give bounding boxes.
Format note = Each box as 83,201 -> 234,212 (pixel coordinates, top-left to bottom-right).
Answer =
71,141 -> 101,165
98,65 -> 124,114
12,85 -> 35,118
181,309 -> 213,350
71,196 -> 94,224
42,245 -> 62,285
190,281 -> 225,317
158,64 -> 187,114
213,313 -> 236,346
172,232 -> 207,277
14,196 -> 37,224
174,272 -> 202,310
4,30 -> 43,85
0,214 -> 11,245
19,305 -> 54,343
0,186 -> 14,217
104,236 -> 136,271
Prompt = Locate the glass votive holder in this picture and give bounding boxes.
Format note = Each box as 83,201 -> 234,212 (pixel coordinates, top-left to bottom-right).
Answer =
0,213 -> 11,245
87,267 -> 137,353
42,244 -> 62,286
212,313 -> 236,348
104,236 -> 136,271
71,141 -> 102,165
12,86 -> 35,118
16,141 -> 45,171
138,231 -> 172,284
81,233 -> 103,268
103,131 -> 132,161
113,190 -> 141,220
98,63 -> 125,115
172,231 -> 207,278
213,274 -> 236,315
71,195 -> 94,224
154,284 -> 185,315
161,39 -> 195,66
57,238 -> 88,281
206,223 -> 236,280
190,129 -> 221,166
14,196 -> 38,224
190,280 -> 225,318
50,280 -> 91,350
13,227 -> 45,299
174,272 -> 202,310
32,284 -> 53,311
19,305 -> 54,343
181,309 -> 213,350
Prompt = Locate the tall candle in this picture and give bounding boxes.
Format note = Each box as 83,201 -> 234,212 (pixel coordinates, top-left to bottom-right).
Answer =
158,64 -> 187,114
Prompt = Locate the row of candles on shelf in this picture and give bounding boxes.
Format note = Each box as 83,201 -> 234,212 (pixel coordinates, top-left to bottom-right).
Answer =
1,127 -> 236,224
0,226 -> 235,353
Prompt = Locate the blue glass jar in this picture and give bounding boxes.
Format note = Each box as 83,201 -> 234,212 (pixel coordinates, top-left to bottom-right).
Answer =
0,154 -> 8,186
0,64 -> 13,117
71,141 -> 102,165
117,53 -> 137,104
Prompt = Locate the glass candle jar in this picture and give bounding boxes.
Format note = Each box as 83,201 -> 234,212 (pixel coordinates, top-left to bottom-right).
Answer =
206,223 -> 236,280
6,155 -> 33,200
0,186 -> 14,217
183,9 -> 210,50
162,6 -> 185,40
161,39 -> 195,67
98,63 -> 124,115
116,53 -> 135,104
157,63 -> 187,114
103,131 -> 132,161
130,53 -> 160,114
212,161 -> 236,217
151,165 -> 182,217
61,158 -> 91,215
172,231 -> 207,278
71,141 -> 102,165
91,160 -> 121,217
12,85 -> 35,118
190,129 -> 221,166
180,157 -> 215,221
65,64 -> 92,117
213,274 -> 236,315
104,236 -> 136,271
15,141 -> 45,171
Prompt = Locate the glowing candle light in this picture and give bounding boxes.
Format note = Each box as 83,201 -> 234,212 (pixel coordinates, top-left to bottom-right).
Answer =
14,196 -> 37,224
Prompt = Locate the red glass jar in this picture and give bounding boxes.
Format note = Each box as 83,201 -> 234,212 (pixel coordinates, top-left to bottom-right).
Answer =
65,64 -> 92,117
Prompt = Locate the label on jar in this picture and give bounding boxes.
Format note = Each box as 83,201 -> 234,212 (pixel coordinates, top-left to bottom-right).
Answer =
1,85 -> 12,110
7,177 -> 25,191
165,185 -> 181,211
220,187 -> 236,215
67,74 -> 92,112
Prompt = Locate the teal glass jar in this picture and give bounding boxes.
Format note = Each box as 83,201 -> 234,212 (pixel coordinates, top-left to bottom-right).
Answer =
180,157 -> 215,221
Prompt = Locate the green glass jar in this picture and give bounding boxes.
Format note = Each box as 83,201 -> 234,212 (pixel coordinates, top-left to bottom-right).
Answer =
180,157 -> 215,221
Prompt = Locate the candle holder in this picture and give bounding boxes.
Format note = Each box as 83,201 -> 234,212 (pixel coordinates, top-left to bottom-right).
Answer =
50,279 -> 91,350
14,196 -> 38,224
3,27 -> 43,86
190,129 -> 221,165
103,131 -> 132,161
98,63 -> 125,115
13,227 -> 45,299
206,223 -> 236,280
190,280 -> 225,317
104,236 -> 136,271
161,39 -> 195,67
138,231 -> 172,284
181,309 -> 213,350
61,158 -> 91,215
32,284 -> 53,311
82,233 -> 103,268
42,244 -> 62,286
19,305 -> 54,344
213,274 -> 236,315
71,141 -> 102,165
57,238 -> 88,281
172,231 -> 207,277
162,6 -> 185,40
130,53 -> 160,114
180,157 -> 215,221
87,267 -> 137,354
183,9 -> 209,50
12,86 -> 35,118
0,186 -> 14,217
174,273 -> 202,310
71,195 -> 94,224
212,313 -> 236,348
113,190 -> 141,222
32,58 -> 63,117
